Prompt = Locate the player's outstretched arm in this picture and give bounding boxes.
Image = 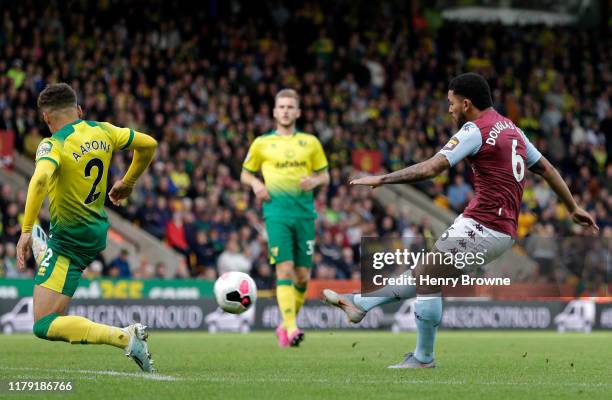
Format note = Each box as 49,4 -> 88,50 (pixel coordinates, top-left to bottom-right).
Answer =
16,159 -> 57,270
109,132 -> 157,206
529,156 -> 599,233
240,169 -> 270,201
350,154 -> 450,187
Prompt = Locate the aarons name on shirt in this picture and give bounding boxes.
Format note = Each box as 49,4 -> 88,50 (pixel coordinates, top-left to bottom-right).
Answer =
72,140 -> 112,162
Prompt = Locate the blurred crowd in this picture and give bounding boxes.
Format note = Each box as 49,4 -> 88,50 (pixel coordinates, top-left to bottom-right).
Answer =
0,1 -> 609,289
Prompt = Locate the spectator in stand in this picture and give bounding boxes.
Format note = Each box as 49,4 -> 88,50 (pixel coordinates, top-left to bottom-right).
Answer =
0,243 -> 5,277
335,247 -> 355,280
189,230 -> 218,277
217,238 -> 252,275
84,259 -> 104,280
3,242 -> 19,277
447,175 -> 473,212
319,230 -> 342,266
313,258 -> 337,280
251,259 -> 275,290
107,249 -> 132,278
166,211 -> 189,255
155,262 -> 167,279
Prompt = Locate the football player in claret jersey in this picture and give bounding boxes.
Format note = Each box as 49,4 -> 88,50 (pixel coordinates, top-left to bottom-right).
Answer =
323,73 -> 598,368
15,83 -> 158,372
241,89 -> 329,347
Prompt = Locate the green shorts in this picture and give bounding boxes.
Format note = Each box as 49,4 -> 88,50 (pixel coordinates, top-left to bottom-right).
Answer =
266,217 -> 315,268
34,243 -> 85,297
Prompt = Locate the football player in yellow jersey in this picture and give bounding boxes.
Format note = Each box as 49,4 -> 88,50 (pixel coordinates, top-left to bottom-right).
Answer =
15,83 -> 158,372
241,89 -> 329,347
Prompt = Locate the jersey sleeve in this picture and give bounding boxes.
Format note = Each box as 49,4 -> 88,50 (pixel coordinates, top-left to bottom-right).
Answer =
129,131 -> 158,149
311,137 -> 328,172
35,138 -> 61,167
243,138 -> 262,173
22,159 -> 56,233
99,122 -> 135,150
518,129 -> 542,167
438,122 -> 482,167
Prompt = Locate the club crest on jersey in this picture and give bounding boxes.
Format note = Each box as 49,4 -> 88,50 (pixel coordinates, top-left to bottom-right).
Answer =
443,136 -> 460,151
36,142 -> 52,159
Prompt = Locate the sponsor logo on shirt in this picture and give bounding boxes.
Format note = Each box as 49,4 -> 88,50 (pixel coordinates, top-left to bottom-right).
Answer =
275,160 -> 307,168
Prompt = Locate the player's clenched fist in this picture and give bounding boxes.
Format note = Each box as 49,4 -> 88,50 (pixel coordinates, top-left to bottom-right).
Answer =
16,232 -> 32,271
108,180 -> 134,206
252,180 -> 271,201
299,176 -> 318,191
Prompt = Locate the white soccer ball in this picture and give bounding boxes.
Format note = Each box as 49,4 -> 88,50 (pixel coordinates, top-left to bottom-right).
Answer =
214,271 -> 257,314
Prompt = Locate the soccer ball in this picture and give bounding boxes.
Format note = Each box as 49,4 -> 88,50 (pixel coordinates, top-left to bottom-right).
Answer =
214,271 -> 257,314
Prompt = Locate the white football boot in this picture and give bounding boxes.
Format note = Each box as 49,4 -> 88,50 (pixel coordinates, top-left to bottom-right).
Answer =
124,323 -> 156,373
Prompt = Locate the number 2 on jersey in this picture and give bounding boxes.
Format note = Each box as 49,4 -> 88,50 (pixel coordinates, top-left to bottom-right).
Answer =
84,158 -> 104,204
511,139 -> 525,182
41,248 -> 53,267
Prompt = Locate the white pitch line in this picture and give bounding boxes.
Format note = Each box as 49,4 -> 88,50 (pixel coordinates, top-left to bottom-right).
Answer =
2,367 -> 610,388
165,375 -> 612,388
0,366 -> 181,381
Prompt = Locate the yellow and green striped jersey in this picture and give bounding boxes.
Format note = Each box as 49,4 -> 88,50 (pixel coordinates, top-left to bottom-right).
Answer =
34,119 -> 134,266
243,131 -> 328,219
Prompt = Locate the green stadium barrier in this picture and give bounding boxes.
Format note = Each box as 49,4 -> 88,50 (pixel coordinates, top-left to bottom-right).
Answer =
0,278 -> 214,299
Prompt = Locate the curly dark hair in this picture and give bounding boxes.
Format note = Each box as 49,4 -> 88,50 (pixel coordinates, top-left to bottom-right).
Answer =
448,73 -> 493,110
37,83 -> 77,112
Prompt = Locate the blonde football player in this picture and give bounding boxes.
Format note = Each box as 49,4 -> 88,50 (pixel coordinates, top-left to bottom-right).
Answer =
241,89 -> 329,347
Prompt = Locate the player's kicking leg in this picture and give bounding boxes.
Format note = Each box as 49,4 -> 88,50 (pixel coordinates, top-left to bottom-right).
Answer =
323,215 -> 513,368
387,216 -> 514,368
321,290 -> 367,323
30,225 -> 155,372
323,255 -> 446,368
322,268 -> 417,323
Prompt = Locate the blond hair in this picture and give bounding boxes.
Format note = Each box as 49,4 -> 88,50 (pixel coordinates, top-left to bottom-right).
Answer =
275,89 -> 300,107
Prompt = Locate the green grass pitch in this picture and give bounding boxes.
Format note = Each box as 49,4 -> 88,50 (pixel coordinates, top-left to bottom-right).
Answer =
1,331 -> 610,399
